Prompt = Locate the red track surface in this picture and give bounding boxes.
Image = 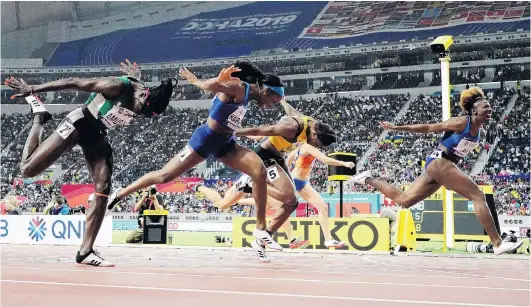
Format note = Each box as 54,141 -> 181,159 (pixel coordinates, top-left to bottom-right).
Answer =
1,245 -> 529,307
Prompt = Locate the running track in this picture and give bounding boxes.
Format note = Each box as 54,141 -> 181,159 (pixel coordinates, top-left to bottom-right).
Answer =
1,244 -> 529,307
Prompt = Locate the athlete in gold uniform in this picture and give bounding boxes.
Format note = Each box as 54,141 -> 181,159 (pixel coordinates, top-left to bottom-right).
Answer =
198,101 -> 337,261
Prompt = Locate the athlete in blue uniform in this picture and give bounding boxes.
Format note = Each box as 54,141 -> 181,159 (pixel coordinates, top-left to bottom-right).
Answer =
350,87 -> 522,255
107,62 -> 285,250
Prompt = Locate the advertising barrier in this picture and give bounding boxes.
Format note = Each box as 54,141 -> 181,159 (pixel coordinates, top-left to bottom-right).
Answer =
111,213 -> 234,223
112,213 -> 234,232
232,217 -> 389,251
300,193 -> 380,216
113,219 -> 232,232
0,215 -> 112,246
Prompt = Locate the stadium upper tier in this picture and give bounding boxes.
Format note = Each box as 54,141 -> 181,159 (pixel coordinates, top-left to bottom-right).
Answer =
2,1 -> 528,66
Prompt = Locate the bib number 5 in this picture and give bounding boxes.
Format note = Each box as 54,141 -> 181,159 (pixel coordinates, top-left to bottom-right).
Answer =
267,166 -> 280,182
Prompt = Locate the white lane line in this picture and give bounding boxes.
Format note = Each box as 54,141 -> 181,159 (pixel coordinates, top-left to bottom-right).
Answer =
3,266 -> 528,292
362,256 -> 531,282
1,279 -> 527,307
2,260 -> 523,282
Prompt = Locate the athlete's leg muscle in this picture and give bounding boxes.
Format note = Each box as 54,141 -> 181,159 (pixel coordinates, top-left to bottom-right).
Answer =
117,146 -> 205,199
299,184 -> 333,241
427,159 -> 502,246
366,172 -> 441,208
199,185 -> 245,210
21,117 -> 80,177
218,144 -> 268,230
266,164 -> 298,234
79,139 -> 113,255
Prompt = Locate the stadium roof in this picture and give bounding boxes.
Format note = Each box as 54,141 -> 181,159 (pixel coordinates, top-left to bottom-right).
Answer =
1,1 -> 149,33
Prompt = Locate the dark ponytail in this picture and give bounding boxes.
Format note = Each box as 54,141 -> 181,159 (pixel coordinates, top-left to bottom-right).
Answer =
231,60 -> 264,83
232,60 -> 284,97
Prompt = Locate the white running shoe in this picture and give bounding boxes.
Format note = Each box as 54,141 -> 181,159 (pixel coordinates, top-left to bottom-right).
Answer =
76,249 -> 114,267
348,170 -> 372,184
325,240 -> 346,248
253,228 -> 283,251
251,239 -> 270,263
106,188 -> 123,216
493,237 -> 523,256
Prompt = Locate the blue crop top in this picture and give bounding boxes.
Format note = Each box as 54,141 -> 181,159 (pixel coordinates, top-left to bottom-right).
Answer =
208,82 -> 251,130
439,116 -> 481,158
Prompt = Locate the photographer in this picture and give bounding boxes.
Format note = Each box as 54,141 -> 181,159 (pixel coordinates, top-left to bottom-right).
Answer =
126,185 -> 165,244
44,195 -> 71,215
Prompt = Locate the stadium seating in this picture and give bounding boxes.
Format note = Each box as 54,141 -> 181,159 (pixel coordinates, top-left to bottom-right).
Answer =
1,88 -> 528,215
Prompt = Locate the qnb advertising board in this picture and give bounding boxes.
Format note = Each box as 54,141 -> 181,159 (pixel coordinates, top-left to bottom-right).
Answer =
0,215 -> 112,246
407,185 -> 493,241
232,217 -> 389,251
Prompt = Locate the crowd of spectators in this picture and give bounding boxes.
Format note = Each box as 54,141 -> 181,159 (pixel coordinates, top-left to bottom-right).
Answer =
4,88 -> 527,216
484,92 -> 530,177
1,45 -> 528,216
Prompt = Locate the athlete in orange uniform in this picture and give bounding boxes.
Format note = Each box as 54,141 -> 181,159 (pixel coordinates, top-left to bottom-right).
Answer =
287,143 -> 355,248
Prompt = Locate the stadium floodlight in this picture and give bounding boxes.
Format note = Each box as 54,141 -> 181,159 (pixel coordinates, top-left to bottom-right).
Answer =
431,35 -> 454,251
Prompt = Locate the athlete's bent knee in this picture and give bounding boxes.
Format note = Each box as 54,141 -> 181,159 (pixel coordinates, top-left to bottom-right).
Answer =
249,165 -> 267,183
155,170 -> 175,184
20,163 -> 38,178
94,180 -> 111,196
282,194 -> 298,207
470,191 -> 487,205
397,196 -> 417,208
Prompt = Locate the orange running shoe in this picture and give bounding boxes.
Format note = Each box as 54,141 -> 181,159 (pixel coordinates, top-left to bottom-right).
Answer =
289,237 -> 310,249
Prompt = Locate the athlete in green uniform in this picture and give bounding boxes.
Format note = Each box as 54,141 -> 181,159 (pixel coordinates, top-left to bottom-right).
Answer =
4,61 -> 176,266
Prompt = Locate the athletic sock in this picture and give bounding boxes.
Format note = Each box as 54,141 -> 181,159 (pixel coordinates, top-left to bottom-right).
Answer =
25,95 -> 47,114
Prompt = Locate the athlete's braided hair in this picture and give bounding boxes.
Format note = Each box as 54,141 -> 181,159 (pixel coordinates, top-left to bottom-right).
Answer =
459,86 -> 485,115
144,78 -> 178,116
314,122 -> 337,146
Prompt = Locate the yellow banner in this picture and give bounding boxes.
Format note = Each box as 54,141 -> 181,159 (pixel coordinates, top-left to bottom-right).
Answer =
232,217 -> 389,251
143,210 -> 169,216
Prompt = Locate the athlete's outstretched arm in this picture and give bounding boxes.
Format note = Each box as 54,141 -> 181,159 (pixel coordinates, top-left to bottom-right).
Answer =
179,66 -> 242,97
303,144 -> 354,168
5,77 -> 124,98
234,119 -> 297,137
380,117 -> 467,134
280,100 -> 303,117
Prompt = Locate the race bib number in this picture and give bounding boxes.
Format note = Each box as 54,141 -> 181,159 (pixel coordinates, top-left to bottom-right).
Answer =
56,121 -> 75,139
100,106 -> 135,128
429,151 -> 442,159
226,107 -> 246,130
178,145 -> 192,161
454,139 -> 478,157
267,166 -> 280,182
